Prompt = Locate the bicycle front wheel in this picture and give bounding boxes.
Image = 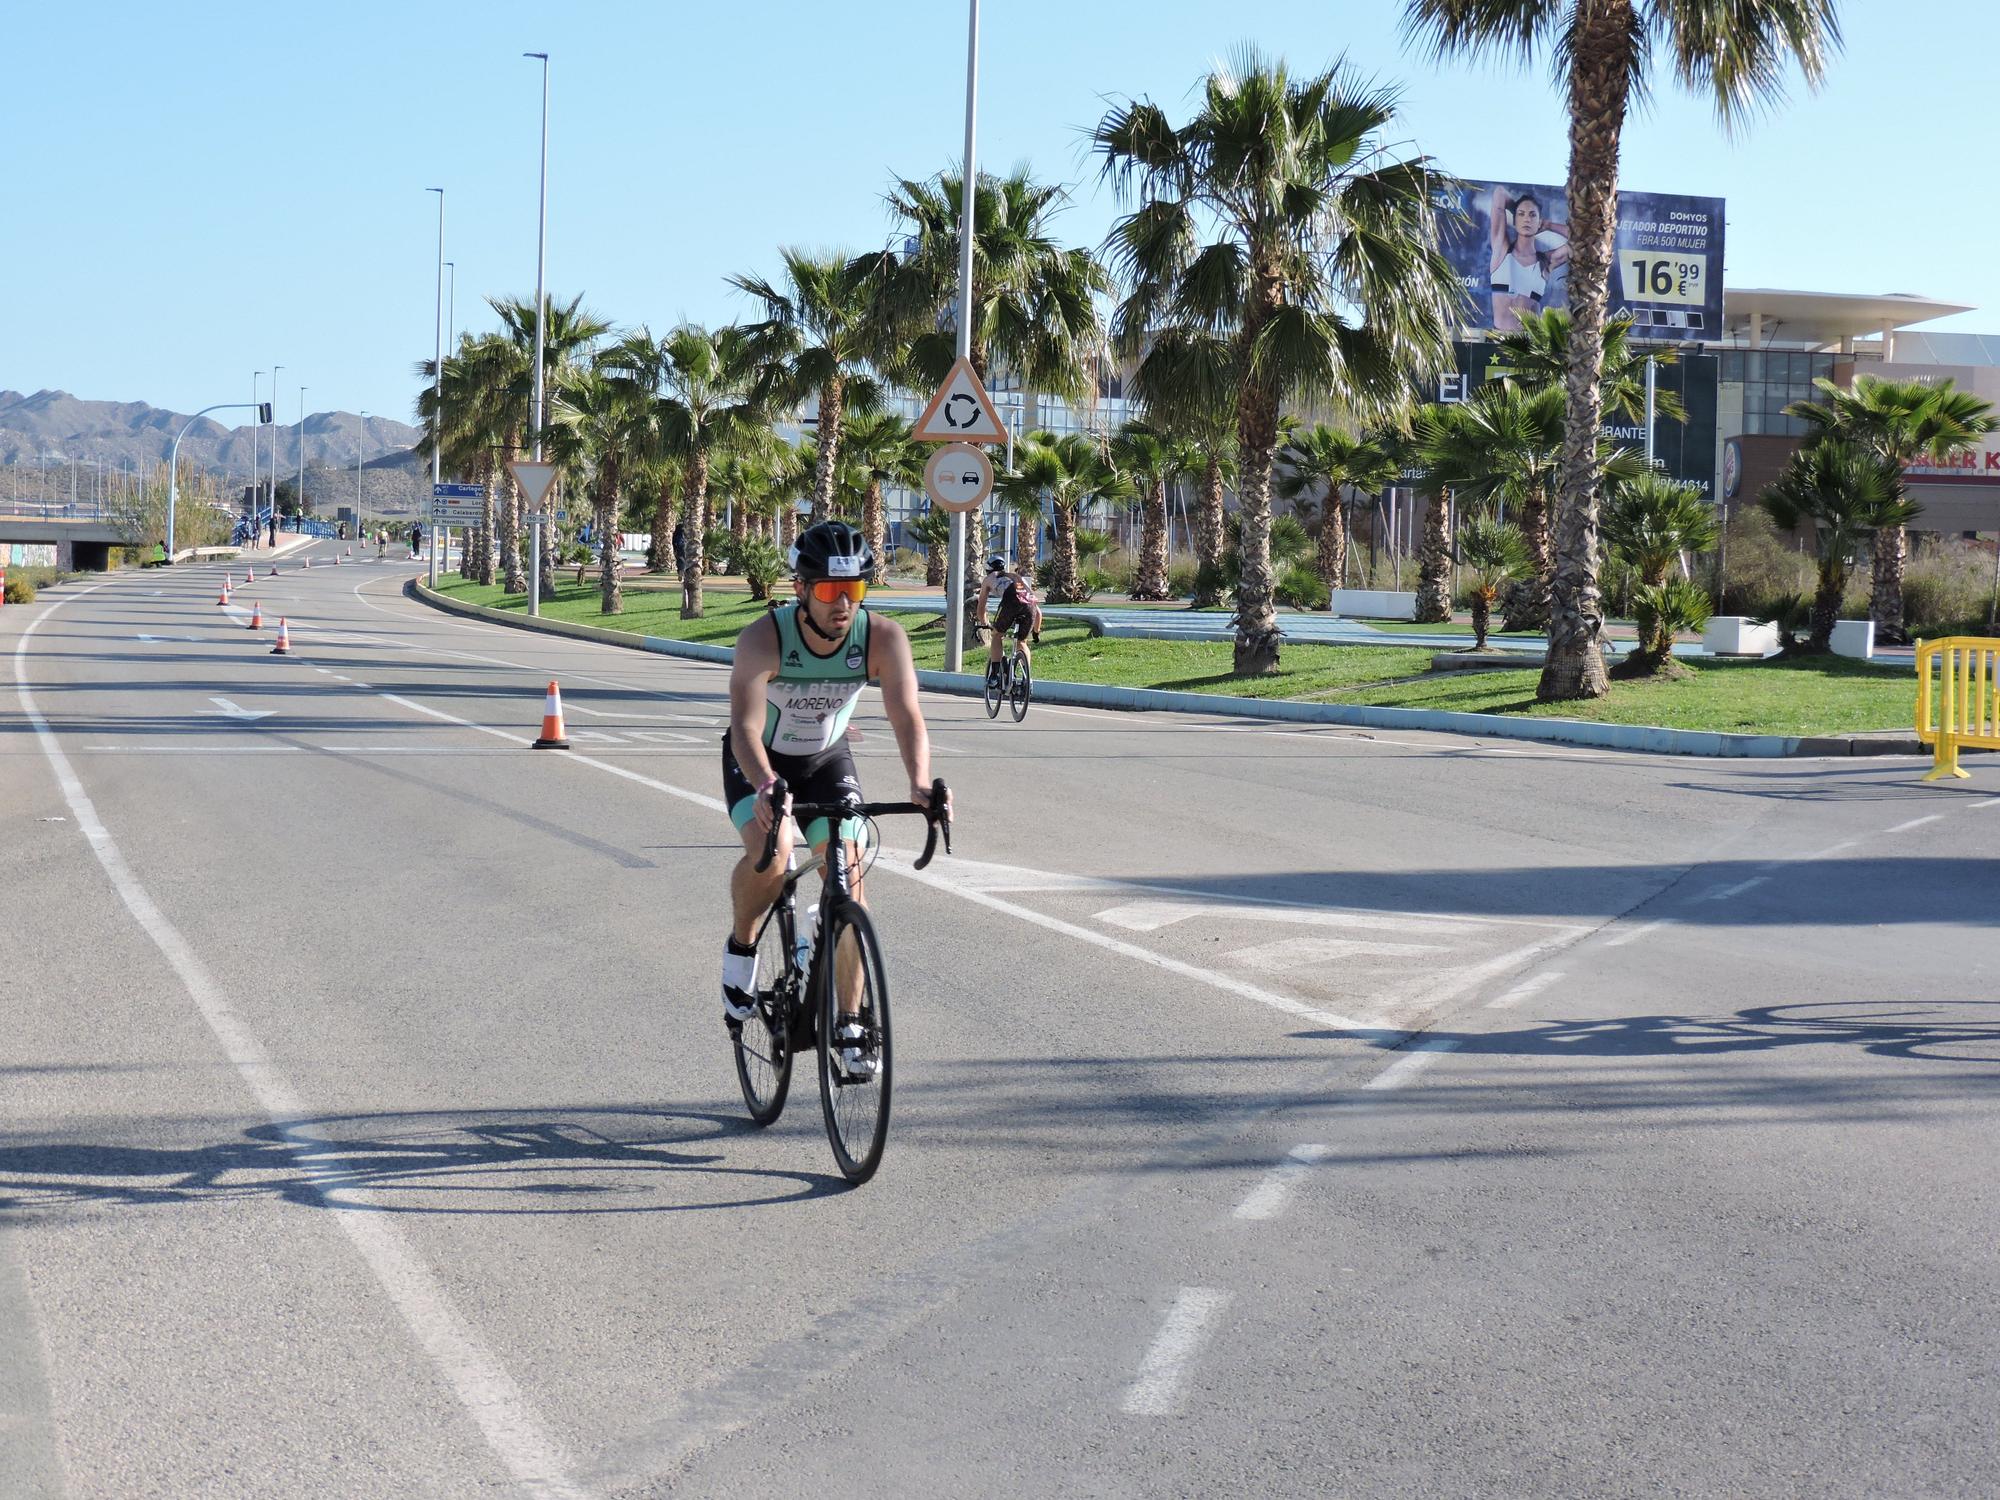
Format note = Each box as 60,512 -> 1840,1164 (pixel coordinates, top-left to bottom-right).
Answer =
732,903 -> 796,1125
1009,649 -> 1031,721
817,902 -> 893,1184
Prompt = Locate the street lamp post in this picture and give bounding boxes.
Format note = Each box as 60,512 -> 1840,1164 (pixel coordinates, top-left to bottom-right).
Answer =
250,372 -> 262,535
357,411 -> 369,530
297,386 -> 308,521
526,51 -> 550,617
943,0 -> 979,673
427,188 -> 445,585
168,402 -> 261,559
269,365 -> 283,529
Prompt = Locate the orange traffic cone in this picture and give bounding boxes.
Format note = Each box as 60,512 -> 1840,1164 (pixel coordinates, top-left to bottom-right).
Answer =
270,618 -> 292,656
216,579 -> 231,606
244,564 -> 256,581
248,601 -> 263,630
304,556 -> 312,570
532,680 -> 570,749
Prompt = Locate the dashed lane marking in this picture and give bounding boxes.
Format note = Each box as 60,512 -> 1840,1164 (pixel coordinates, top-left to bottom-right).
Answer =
1362,1039 -> 1461,1091
1486,971 -> 1563,1010
1232,1145 -> 1332,1222
1886,814 -> 1944,834
1121,1289 -> 1232,1416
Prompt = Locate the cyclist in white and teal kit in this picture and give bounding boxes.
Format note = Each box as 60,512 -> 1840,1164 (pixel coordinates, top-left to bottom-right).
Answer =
720,522 -> 942,1062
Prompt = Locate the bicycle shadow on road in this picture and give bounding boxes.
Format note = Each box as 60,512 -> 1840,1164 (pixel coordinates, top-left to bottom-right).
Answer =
0,1104 -> 850,1218
1312,1000 -> 2000,1067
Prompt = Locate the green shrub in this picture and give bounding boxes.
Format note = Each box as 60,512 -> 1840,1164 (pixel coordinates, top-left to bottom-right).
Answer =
1165,560 -> 1199,599
703,527 -> 735,575
1721,506 -> 1813,621
1074,527 -> 1117,562
738,537 -> 784,599
1903,540 -> 1995,634
3,573 -> 37,605
1275,562 -> 1330,611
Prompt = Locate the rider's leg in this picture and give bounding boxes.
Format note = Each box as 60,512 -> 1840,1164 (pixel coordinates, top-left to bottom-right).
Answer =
730,818 -> 793,945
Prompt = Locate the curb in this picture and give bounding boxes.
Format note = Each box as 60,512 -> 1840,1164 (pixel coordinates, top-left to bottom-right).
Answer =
405,581 -> 1927,761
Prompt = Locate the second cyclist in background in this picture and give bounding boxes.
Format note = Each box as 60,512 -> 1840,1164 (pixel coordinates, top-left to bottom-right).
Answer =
976,556 -> 1041,688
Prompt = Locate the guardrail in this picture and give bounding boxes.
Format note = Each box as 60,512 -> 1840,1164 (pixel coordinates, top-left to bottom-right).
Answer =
1916,636 -> 2000,781
0,500 -> 111,522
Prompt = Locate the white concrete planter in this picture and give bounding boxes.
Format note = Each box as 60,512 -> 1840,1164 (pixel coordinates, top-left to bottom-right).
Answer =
1330,588 -> 1418,621
1702,616 -> 1780,656
1830,619 -> 1875,660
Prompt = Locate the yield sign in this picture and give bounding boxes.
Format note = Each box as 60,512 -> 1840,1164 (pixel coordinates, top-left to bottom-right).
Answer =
508,459 -> 558,508
911,356 -> 1006,443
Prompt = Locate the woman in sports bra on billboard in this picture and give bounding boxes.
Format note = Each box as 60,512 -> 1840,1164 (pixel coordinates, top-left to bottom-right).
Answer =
1488,186 -> 1571,332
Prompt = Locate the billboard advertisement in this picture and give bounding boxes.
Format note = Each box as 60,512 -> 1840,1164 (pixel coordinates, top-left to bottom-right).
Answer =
1441,178 -> 1726,338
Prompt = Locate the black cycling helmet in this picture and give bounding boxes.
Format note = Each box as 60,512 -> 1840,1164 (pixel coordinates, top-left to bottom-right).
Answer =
791,520 -> 873,581
987,556 -> 1007,573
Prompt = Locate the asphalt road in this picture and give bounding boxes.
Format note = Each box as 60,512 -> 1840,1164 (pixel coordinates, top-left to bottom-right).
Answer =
3,548 -> 1996,1499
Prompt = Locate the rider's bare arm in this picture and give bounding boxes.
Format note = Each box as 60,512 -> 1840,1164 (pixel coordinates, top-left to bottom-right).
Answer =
728,614 -> 783,827
867,615 -> 938,811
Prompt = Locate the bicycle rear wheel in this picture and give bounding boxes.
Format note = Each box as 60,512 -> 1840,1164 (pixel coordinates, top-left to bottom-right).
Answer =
817,902 -> 893,1183
984,660 -> 1003,717
731,902 -> 796,1125
1009,649 -> 1031,721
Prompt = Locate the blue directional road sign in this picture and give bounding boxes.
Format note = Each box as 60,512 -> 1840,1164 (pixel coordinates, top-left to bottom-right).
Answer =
433,483 -> 483,499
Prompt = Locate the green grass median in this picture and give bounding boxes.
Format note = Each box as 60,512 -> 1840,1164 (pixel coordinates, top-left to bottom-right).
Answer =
430,576 -> 1914,737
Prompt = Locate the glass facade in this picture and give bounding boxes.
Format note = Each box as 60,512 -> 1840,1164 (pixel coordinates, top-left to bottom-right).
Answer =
1720,349 -> 1836,436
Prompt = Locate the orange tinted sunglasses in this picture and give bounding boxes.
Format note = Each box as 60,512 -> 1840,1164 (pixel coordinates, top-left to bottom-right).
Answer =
806,579 -> 868,603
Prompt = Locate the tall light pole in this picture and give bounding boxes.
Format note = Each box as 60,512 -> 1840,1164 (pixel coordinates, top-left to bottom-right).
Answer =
250,371 -> 262,534
427,186 -> 445,586
168,402 -> 260,559
525,51 -> 550,617
269,365 -> 283,527
297,386 -> 308,521
943,0 -> 980,673
357,410 -> 369,529
445,261 -> 456,350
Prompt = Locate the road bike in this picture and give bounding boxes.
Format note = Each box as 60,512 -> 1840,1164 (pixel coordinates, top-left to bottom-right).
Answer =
728,777 -> 951,1184
976,625 -> 1032,722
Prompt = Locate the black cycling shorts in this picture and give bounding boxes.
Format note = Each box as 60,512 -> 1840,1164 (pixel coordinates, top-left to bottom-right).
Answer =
995,598 -> 1033,641
722,734 -> 865,848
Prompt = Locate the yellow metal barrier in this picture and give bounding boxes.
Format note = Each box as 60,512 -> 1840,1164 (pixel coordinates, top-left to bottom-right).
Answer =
1916,637 -> 2000,781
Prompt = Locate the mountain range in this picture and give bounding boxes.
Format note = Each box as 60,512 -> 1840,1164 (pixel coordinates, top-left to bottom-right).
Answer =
0,389 -> 423,478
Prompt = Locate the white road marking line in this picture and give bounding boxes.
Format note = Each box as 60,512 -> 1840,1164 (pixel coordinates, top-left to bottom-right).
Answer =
1604,917 -> 1668,949
1975,798 -> 2000,810
1121,1289 -> 1232,1415
1093,899 -> 1526,934
1232,1144 -> 1332,1222
1699,876 -> 1768,902
205,697 -> 274,722
1886,814 -> 1944,834
1362,1038 -> 1461,1091
15,595 -> 592,1500
1223,935 -> 1443,972
1486,971 -> 1563,1010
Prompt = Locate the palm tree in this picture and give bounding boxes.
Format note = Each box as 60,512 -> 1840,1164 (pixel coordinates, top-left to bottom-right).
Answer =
839,409 -> 924,585
1457,516 -> 1531,649
1406,0 -> 1842,700
549,363 -> 647,615
1099,49 -> 1464,673
1110,421 -> 1177,599
730,250 -> 887,526
1760,440 -> 1915,653
605,324 -> 758,620
1278,426 -> 1399,605
1487,309 -> 1687,427
883,165 -> 1108,626
1601,470 -> 1720,590
1010,431 -> 1134,603
493,293 -> 611,597
1786,373 -> 1998,641
906,506 -> 953,587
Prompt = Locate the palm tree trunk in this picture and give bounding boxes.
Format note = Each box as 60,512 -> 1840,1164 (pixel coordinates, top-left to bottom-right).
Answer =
1810,562 -> 1845,652
649,473 -> 676,574
1502,485 -> 1552,631
1414,492 -> 1453,624
1538,2 -> 1634,704
680,447 -> 710,619
961,513 -> 986,634
477,456 -> 498,586
1232,295 -> 1283,674
1870,524 -> 1909,643
1015,501 -> 1041,577
1132,478 -> 1169,599
1313,487 -> 1346,608
1472,590 -> 1492,650
598,470 -> 623,616
1049,503 -> 1084,603
1191,454 -> 1226,607
863,478 -> 887,585
538,485 -> 561,601
810,378 -> 844,523
925,534 -> 946,588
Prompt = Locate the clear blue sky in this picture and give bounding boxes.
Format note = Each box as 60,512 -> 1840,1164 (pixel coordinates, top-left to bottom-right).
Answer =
8,1 -> 1994,427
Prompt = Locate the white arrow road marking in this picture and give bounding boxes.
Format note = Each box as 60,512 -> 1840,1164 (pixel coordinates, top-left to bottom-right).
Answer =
205,698 -> 274,721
